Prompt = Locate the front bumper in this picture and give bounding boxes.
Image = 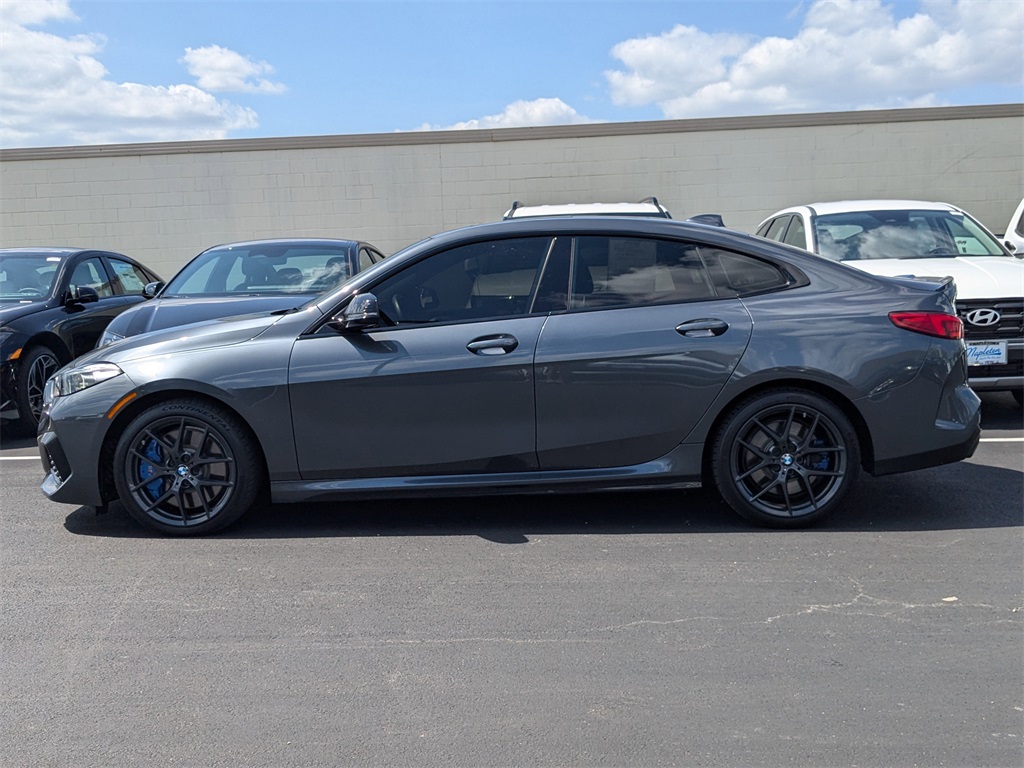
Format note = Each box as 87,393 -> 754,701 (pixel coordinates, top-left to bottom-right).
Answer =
37,374 -> 137,508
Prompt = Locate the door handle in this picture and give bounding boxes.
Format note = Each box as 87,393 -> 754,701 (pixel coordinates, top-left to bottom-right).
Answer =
675,319 -> 729,338
467,334 -> 519,355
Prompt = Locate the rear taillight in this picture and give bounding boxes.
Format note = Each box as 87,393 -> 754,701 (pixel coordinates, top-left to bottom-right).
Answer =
888,311 -> 963,340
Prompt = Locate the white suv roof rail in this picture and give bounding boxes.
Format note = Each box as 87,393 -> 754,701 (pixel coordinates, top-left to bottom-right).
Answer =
503,197 -> 672,219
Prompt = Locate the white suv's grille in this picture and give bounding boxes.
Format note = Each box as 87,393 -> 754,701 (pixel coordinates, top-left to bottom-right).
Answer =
956,299 -> 1024,340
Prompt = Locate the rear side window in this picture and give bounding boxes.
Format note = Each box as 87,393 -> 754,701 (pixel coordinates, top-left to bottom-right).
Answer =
107,258 -> 151,295
570,236 -> 716,309
763,216 -> 791,242
782,216 -> 807,249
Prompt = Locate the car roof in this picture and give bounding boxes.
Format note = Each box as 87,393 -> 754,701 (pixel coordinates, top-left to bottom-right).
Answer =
0,247 -> 90,256
778,200 -> 962,217
204,237 -> 363,250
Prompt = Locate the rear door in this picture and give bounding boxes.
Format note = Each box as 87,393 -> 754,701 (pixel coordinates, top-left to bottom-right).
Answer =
534,236 -> 758,469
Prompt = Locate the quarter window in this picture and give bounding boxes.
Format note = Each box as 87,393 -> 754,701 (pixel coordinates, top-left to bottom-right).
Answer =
700,247 -> 792,296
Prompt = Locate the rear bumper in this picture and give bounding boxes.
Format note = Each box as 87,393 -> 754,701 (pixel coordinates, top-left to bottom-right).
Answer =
859,345 -> 982,477
872,415 -> 980,476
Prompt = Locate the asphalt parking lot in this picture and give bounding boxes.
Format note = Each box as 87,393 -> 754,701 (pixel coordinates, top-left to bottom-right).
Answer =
1,393 -> 1021,768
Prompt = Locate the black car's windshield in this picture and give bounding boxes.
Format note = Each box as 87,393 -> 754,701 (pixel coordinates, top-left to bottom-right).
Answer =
813,210 -> 1007,261
0,253 -> 62,300
163,244 -> 356,297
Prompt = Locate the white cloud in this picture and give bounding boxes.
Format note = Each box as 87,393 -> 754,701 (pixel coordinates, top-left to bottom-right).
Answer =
415,98 -> 599,131
606,0 -> 1024,118
182,45 -> 286,95
0,0 -> 279,147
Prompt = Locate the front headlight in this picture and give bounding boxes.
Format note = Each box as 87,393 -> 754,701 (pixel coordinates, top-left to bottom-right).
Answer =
97,328 -> 125,348
46,363 -> 124,401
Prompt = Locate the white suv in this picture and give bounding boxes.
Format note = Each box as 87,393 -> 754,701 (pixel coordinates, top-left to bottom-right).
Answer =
756,200 -> 1024,404
503,197 -> 672,219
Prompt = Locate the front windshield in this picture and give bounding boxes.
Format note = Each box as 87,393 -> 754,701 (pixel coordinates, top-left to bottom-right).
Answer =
813,209 -> 1008,261
0,253 -> 61,300
163,243 -> 356,297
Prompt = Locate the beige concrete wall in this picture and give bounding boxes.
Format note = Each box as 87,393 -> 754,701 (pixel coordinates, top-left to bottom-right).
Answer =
1,105 -> 1021,279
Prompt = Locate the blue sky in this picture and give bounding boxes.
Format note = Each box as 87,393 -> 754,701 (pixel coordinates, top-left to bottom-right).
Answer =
1,0 -> 1021,148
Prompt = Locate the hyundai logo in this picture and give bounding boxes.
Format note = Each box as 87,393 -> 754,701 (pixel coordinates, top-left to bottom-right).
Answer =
965,308 -> 1001,327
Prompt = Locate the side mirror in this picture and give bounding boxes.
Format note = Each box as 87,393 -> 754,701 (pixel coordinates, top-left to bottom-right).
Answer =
143,281 -> 164,298
65,285 -> 99,307
333,293 -> 380,332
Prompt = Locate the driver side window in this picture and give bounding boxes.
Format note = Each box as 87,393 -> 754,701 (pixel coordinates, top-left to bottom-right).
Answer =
374,237 -> 552,325
70,257 -> 114,298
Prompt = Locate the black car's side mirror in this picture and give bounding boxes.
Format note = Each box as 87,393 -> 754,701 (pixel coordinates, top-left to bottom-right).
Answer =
65,285 -> 99,307
332,293 -> 381,332
143,281 -> 164,298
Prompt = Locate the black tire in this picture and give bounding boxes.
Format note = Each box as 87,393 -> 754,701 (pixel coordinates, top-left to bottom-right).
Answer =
16,345 -> 60,434
113,399 -> 263,536
1012,389 -> 1023,408
712,389 -> 860,528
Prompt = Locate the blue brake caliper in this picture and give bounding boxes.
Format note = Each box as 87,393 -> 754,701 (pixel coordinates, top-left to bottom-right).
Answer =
809,438 -> 830,471
139,438 -> 165,501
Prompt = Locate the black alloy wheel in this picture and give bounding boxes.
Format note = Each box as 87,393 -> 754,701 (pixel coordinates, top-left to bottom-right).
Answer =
17,345 -> 60,433
113,399 -> 262,535
713,389 -> 860,527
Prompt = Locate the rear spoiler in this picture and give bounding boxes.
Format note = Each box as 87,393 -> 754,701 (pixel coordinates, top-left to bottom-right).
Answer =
885,274 -> 958,302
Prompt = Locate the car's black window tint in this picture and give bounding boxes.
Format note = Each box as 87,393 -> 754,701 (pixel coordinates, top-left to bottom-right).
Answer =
107,258 -> 150,295
763,216 -> 791,242
699,247 -> 791,296
570,236 -> 716,309
782,216 -> 807,249
70,257 -> 114,298
374,237 -> 551,325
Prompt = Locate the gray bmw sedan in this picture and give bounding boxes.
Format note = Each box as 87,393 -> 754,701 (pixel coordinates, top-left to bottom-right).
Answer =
37,216 -> 980,535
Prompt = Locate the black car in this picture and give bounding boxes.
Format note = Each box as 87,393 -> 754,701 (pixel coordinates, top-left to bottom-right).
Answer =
97,238 -> 386,347
38,217 -> 980,535
1,247 -> 161,434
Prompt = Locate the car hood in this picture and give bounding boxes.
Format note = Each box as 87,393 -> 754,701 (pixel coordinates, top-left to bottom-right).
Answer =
109,294 -> 314,338
841,256 -> 1024,299
0,298 -> 49,322
82,308 -> 315,367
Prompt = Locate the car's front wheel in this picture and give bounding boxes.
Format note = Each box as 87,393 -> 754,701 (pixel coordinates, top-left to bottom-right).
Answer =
113,399 -> 263,535
16,345 -> 60,433
712,389 -> 860,528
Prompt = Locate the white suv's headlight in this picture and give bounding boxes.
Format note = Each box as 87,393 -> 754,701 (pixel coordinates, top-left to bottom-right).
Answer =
46,363 -> 124,401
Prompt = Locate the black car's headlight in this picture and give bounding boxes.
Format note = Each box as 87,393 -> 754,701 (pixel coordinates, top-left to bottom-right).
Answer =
45,363 -> 123,403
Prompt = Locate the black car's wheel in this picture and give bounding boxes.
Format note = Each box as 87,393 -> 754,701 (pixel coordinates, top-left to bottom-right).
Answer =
113,399 -> 263,535
712,389 -> 860,528
1012,388 -> 1023,407
16,345 -> 60,433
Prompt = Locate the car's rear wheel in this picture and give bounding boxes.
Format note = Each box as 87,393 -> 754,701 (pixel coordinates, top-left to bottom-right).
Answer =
16,345 -> 60,433
1011,388 -> 1023,408
712,389 -> 860,528
113,399 -> 263,535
